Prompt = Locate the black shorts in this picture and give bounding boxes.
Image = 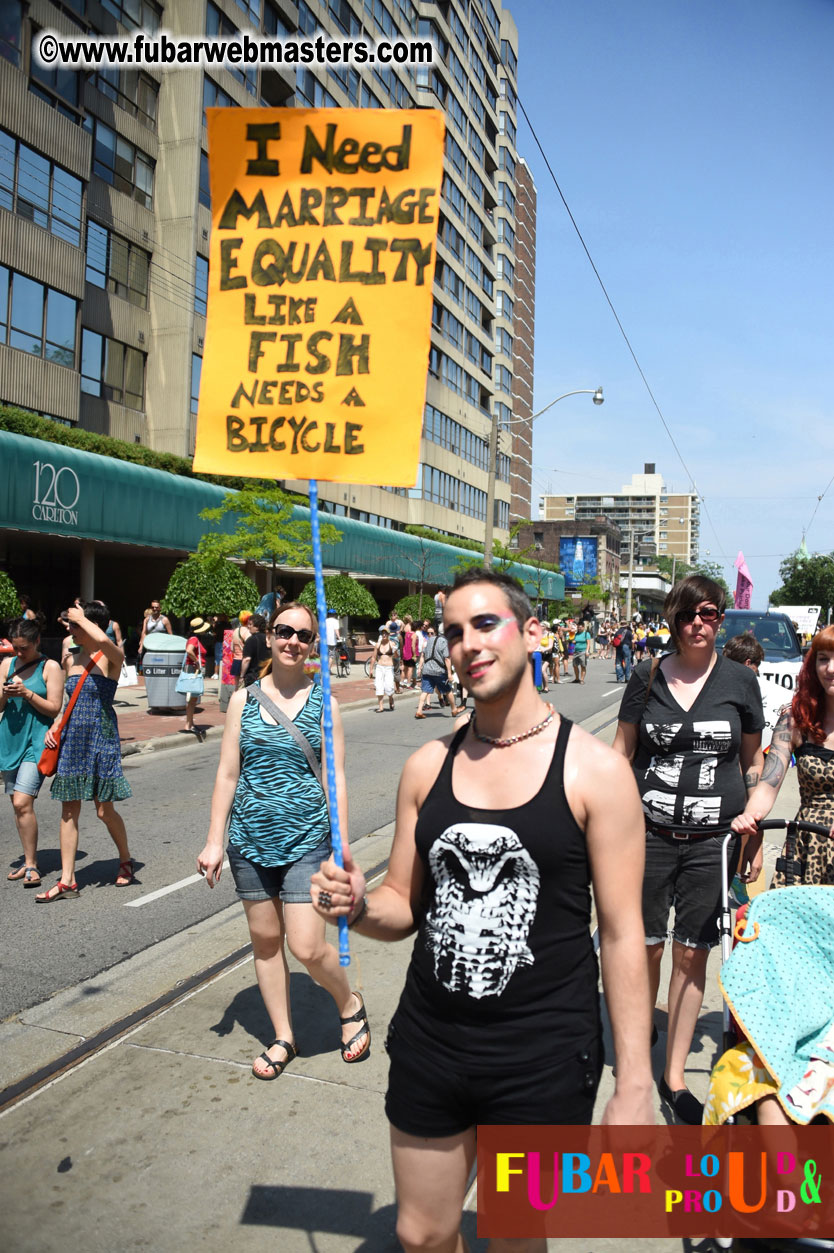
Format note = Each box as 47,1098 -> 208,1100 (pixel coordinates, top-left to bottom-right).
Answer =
384,1022 -> 602,1138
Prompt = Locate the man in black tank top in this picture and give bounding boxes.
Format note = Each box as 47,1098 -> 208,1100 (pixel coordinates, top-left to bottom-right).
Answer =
312,569 -> 654,1253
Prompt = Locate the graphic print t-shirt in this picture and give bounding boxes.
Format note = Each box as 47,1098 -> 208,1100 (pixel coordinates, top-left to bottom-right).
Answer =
618,656 -> 764,832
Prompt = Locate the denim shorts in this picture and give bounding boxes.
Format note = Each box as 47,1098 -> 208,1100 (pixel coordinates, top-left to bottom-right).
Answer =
642,827 -> 740,949
4,761 -> 44,797
421,673 -> 450,694
227,837 -> 331,903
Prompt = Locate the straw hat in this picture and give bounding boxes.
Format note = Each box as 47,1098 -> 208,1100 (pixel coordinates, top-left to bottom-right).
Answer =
189,617 -> 211,635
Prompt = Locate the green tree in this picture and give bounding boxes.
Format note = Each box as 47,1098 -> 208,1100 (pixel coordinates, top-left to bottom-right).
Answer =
393,593 -> 434,622
771,550 -> 834,619
162,556 -> 259,618
298,574 -> 379,620
0,570 -> 21,627
198,485 -> 341,595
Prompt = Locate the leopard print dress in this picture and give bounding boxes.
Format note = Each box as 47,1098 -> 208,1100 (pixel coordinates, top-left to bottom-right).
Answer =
771,741 -> 834,887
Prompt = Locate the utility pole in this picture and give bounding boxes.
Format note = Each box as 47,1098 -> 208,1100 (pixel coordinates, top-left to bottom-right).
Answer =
625,529 -> 635,621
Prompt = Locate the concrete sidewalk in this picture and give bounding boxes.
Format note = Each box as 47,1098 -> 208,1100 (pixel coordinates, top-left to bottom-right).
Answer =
115,646 -> 406,757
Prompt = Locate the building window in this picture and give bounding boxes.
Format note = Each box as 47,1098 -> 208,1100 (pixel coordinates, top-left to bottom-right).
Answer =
0,266 -> 77,366
195,255 -> 209,316
86,223 -> 150,309
206,2 -> 257,95
29,26 -> 81,120
81,329 -> 146,410
83,118 -> 154,209
0,130 -> 83,246
199,151 -> 211,209
0,1 -> 22,65
191,353 -> 202,414
234,0 -> 262,23
203,75 -> 236,123
101,0 -> 162,34
94,69 -> 159,127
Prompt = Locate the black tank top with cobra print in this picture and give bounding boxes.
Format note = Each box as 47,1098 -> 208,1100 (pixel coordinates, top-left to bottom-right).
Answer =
392,715 -> 600,1072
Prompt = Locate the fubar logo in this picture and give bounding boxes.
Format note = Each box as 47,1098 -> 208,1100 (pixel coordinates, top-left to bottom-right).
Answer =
32,460 -> 80,528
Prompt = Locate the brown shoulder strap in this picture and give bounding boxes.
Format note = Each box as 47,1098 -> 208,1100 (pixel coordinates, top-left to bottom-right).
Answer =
642,657 -> 662,711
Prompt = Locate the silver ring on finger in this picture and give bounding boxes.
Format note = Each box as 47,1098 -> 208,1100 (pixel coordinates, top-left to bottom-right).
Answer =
319,890 -> 332,910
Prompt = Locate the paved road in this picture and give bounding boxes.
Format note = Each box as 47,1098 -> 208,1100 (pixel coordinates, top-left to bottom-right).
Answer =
0,656 -> 664,1021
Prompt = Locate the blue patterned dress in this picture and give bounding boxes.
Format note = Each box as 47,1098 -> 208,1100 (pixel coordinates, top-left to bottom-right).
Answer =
51,673 -> 132,802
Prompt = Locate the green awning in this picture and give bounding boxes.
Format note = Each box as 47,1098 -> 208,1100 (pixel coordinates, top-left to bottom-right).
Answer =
0,431 -> 565,600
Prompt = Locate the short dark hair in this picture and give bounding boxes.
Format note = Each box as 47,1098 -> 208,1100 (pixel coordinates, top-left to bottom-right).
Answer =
664,575 -> 726,651
448,567 -> 533,629
7,618 -> 40,644
249,613 -> 267,631
723,633 -> 764,667
81,599 -> 110,630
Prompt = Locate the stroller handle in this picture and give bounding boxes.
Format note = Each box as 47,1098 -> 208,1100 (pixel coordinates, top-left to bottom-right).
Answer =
756,818 -> 832,837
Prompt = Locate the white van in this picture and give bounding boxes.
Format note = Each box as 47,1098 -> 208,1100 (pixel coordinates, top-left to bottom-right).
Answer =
715,609 -> 804,692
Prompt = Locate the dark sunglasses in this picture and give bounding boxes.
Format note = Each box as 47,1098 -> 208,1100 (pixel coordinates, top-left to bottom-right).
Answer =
676,606 -> 721,625
270,624 -> 314,644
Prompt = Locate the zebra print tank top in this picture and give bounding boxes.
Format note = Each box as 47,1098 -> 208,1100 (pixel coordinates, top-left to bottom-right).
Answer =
227,680 -> 330,866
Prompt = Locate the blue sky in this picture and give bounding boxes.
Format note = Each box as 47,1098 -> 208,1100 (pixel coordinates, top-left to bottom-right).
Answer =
507,0 -> 834,601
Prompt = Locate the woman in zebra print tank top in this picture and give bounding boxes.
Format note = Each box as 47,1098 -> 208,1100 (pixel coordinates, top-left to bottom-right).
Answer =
197,602 -> 370,1080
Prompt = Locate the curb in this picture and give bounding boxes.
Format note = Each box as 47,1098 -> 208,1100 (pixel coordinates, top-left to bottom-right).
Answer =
119,688 -> 422,758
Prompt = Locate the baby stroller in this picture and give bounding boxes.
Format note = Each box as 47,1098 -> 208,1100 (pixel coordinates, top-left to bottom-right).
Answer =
710,821 -> 834,1253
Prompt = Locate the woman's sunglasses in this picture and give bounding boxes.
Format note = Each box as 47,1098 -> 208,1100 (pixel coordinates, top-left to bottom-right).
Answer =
676,607 -> 721,625
270,624 -> 314,644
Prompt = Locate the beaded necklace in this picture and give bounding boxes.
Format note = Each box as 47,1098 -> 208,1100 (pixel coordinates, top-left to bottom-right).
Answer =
471,704 -> 555,748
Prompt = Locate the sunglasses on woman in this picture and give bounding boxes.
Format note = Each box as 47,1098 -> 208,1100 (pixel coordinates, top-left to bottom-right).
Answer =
676,606 -> 721,625
270,624 -> 314,643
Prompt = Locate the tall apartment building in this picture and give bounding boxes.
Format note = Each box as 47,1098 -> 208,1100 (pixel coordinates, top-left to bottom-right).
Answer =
0,0 -> 529,549
539,463 -> 700,570
507,154 -> 534,521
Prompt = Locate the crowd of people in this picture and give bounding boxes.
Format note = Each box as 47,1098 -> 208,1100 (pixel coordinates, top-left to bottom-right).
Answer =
5,571 -> 833,1248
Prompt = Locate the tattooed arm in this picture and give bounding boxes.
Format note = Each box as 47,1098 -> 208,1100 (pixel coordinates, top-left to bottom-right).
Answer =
732,707 -> 797,851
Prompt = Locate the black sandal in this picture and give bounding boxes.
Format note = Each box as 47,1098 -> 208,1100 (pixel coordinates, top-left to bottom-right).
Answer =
252,1039 -> 298,1081
340,992 -> 371,1063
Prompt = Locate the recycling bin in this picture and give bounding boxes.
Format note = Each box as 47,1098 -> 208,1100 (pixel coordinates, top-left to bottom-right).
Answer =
142,633 -> 189,710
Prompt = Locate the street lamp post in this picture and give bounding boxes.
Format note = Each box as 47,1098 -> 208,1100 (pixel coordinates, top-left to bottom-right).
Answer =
483,387 -> 604,570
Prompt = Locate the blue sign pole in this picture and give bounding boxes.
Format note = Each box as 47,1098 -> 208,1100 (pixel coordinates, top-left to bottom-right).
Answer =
308,479 -> 350,967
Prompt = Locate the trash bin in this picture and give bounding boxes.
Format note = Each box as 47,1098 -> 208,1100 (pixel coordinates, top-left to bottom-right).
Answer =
143,634 -> 189,710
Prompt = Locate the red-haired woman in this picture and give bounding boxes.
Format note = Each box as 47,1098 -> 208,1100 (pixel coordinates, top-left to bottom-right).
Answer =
733,624 -> 834,887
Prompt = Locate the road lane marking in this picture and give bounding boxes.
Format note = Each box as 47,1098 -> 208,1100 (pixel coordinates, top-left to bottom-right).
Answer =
602,688 -> 622,700
124,860 -> 229,907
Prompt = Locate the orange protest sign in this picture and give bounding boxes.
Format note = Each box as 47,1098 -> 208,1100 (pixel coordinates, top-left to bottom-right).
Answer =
193,107 -> 444,485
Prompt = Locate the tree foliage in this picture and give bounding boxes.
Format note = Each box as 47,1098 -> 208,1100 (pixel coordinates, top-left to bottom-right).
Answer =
161,556 -> 259,618
198,486 -> 342,584
0,570 -> 21,625
771,551 -> 834,619
656,555 -> 731,602
298,574 -> 379,619
392,592 -> 435,622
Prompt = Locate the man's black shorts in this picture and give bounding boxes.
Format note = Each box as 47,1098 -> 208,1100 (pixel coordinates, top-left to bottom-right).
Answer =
384,1023 -> 602,1138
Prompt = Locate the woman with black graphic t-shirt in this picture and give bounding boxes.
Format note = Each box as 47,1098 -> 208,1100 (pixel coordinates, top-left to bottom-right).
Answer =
614,575 -> 764,1125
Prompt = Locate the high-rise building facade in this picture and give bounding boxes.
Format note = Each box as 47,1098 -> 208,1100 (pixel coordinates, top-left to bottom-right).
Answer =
507,154 -> 535,521
539,463 -> 700,570
0,0 -> 531,549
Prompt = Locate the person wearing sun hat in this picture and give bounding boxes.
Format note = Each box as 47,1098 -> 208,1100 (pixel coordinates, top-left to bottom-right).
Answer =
184,618 -> 211,738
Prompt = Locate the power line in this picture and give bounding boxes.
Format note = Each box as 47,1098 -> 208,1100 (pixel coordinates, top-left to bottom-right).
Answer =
516,94 -> 726,561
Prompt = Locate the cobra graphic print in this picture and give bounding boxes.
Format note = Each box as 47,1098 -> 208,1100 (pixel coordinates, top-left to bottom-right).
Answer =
426,822 -> 540,999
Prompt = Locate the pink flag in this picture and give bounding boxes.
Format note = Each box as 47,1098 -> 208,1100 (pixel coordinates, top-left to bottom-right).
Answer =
734,551 -> 753,609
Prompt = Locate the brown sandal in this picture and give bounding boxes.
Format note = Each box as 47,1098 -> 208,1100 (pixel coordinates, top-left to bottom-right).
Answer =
252,1039 -> 298,1081
340,992 -> 371,1063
